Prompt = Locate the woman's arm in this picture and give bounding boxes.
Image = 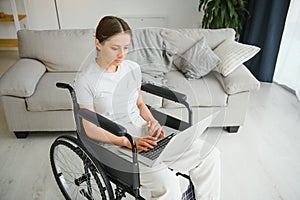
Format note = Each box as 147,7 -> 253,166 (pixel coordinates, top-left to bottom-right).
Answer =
80,104 -> 157,151
136,89 -> 165,138
79,104 -> 128,146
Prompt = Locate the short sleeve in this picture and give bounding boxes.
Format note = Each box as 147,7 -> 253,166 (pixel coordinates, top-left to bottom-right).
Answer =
74,74 -> 94,106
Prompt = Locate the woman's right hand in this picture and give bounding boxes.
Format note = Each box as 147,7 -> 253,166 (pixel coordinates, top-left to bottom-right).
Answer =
124,136 -> 157,151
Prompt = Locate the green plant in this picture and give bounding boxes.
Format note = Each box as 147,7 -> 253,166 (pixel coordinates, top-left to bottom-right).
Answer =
198,0 -> 248,34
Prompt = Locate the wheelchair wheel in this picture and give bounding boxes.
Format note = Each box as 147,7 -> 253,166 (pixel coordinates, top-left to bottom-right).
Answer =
50,136 -> 114,200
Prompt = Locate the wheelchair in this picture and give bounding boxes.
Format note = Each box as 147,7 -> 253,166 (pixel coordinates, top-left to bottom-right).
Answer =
50,82 -> 195,200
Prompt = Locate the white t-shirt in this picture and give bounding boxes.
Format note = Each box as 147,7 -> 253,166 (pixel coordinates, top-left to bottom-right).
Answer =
75,59 -> 147,137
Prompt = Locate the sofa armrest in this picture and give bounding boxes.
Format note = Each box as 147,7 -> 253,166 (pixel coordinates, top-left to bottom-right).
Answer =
213,65 -> 260,95
0,59 -> 46,97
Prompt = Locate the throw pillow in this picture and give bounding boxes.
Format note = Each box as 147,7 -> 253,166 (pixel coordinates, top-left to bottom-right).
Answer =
214,40 -> 260,76
173,37 -> 220,79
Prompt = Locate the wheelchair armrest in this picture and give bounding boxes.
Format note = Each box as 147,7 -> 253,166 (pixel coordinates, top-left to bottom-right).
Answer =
78,108 -> 127,137
141,83 -> 193,126
141,83 -> 187,103
78,108 -> 139,162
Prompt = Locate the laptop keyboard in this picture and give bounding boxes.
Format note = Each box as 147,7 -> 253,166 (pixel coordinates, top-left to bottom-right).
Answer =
139,133 -> 176,160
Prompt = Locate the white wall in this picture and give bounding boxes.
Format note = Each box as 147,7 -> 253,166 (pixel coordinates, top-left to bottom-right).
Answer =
1,0 -> 203,38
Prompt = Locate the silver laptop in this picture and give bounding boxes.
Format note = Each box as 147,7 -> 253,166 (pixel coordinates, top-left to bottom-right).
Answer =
119,112 -> 217,167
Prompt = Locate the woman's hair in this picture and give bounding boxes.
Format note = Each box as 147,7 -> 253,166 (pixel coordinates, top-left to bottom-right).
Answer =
96,16 -> 131,44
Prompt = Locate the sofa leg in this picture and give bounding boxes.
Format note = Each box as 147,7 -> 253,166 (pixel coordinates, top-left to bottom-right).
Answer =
225,126 -> 240,133
14,131 -> 29,139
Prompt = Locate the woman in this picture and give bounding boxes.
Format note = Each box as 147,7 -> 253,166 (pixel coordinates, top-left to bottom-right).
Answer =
75,16 -> 221,200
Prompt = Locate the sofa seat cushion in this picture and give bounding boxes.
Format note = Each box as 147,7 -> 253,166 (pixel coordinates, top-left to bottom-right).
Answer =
162,71 -> 228,108
26,73 -> 76,111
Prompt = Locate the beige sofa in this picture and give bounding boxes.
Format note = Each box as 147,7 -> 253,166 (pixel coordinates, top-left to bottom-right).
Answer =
0,28 -> 260,138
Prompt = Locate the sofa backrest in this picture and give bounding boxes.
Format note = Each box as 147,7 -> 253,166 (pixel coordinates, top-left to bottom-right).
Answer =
160,28 -> 235,55
177,28 -> 235,49
17,29 -> 95,72
17,28 -> 234,72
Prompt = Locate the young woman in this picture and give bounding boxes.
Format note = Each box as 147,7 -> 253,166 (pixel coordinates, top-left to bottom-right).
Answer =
75,16 -> 221,200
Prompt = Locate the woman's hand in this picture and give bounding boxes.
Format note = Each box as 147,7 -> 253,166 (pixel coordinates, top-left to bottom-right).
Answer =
147,119 -> 165,139
124,136 -> 158,151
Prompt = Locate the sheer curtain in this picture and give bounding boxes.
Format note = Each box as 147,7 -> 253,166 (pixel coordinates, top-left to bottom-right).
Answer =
273,0 -> 300,101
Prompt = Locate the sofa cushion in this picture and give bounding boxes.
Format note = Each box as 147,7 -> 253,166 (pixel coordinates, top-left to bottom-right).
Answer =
162,71 -> 228,108
162,28 -> 235,53
18,29 -> 95,72
214,40 -> 260,76
160,29 -> 200,55
178,28 -> 236,50
173,38 -> 220,79
26,73 -> 76,111
0,59 -> 46,97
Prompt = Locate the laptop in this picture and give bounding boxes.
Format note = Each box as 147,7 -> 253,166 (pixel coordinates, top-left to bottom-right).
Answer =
119,112 -> 217,167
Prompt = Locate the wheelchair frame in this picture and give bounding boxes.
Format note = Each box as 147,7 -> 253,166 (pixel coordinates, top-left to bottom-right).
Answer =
50,82 -> 195,200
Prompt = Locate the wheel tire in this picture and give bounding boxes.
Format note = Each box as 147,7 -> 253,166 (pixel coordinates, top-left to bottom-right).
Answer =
50,136 -> 114,200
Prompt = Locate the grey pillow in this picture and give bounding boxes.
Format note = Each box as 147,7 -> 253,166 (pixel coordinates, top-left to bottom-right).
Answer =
174,37 -> 220,79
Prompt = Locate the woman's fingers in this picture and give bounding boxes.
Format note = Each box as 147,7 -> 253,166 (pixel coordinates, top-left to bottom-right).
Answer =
147,120 -> 161,136
157,129 -> 165,139
135,136 -> 157,151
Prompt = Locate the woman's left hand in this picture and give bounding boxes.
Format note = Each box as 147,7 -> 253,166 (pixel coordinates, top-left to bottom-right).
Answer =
147,119 -> 165,139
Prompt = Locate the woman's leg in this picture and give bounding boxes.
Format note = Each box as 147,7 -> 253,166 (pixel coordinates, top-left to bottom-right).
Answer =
139,164 -> 182,200
165,139 -> 221,200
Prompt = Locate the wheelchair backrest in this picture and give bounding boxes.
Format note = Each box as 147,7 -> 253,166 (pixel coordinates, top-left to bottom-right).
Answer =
56,82 -> 141,194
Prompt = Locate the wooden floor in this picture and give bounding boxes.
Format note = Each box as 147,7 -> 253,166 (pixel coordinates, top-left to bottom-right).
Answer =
0,51 -> 300,200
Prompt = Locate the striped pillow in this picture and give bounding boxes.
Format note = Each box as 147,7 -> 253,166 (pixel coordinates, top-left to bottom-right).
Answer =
214,40 -> 260,76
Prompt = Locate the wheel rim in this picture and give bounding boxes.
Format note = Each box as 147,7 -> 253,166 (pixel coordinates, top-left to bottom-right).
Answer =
50,139 -> 113,200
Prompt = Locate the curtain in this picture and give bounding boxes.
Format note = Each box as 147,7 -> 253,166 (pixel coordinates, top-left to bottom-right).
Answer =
239,0 -> 291,82
273,0 -> 300,101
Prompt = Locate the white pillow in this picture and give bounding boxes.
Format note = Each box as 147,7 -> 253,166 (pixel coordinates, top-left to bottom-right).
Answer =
214,40 -> 260,76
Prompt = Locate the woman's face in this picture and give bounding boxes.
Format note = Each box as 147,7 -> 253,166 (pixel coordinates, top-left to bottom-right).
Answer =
96,32 -> 131,68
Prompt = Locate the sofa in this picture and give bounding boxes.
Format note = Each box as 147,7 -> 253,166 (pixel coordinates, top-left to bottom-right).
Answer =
0,27 -> 260,138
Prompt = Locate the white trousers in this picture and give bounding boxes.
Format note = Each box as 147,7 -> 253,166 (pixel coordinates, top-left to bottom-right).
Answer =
138,139 -> 221,200
110,119 -> 221,200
